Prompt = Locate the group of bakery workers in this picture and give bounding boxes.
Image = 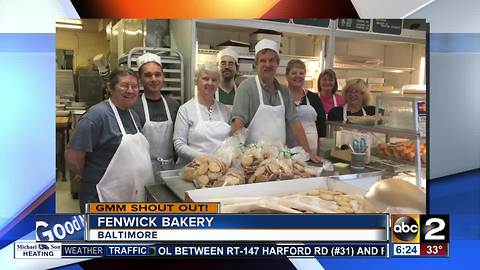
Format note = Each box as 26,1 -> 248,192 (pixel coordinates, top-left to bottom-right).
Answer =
65,39 -> 378,210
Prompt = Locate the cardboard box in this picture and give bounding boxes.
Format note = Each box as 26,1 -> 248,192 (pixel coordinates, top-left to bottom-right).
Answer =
185,177 -> 369,202
250,33 -> 282,44
218,46 -> 250,55
198,44 -> 211,50
249,31 -> 282,52
276,66 -> 287,74
238,63 -> 253,72
197,53 -> 216,64
367,77 -> 385,84
217,40 -> 250,55
330,148 -> 353,162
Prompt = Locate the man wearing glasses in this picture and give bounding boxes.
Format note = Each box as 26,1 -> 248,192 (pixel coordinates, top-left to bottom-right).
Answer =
216,47 -> 239,107
66,68 -> 154,209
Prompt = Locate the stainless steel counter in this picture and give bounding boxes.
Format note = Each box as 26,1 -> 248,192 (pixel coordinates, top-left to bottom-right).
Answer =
145,165 -> 385,203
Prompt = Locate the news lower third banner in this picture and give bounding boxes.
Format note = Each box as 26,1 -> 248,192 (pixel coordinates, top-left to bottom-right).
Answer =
25,204 -> 450,259
86,214 -> 388,242
15,242 -> 388,258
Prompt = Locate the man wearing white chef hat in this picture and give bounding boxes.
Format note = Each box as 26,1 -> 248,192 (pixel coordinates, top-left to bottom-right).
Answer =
230,39 -> 322,162
216,47 -> 239,107
132,52 -> 180,174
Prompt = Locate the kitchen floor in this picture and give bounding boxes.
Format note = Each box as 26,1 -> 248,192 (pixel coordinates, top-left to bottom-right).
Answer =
56,171 -> 80,213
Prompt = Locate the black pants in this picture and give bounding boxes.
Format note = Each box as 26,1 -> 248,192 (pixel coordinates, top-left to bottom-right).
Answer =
79,182 -> 99,213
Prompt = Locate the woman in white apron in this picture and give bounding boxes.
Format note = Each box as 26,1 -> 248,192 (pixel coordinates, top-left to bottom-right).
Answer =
318,69 -> 344,115
285,60 -> 326,154
96,99 -> 154,202
173,63 -> 231,167
65,68 -> 154,210
327,79 -> 378,122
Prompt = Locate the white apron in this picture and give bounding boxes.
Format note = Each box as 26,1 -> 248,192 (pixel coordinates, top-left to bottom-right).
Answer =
141,94 -> 174,171
286,91 -> 318,154
96,99 -> 154,202
343,104 -> 367,123
246,76 -> 286,147
178,98 -> 230,166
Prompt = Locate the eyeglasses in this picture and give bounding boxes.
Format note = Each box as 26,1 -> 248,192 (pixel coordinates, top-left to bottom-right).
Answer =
118,83 -> 139,91
220,61 -> 236,67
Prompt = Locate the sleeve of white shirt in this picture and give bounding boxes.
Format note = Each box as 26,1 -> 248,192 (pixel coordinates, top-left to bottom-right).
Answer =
173,102 -> 200,163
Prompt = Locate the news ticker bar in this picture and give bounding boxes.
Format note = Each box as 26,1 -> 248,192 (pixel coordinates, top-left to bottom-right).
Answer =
14,242 -> 389,259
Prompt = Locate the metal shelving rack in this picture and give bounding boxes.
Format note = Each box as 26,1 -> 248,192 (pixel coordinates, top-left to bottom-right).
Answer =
119,47 -> 185,103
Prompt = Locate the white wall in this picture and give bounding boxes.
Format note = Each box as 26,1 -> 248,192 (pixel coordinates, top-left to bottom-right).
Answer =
409,0 -> 480,178
56,29 -> 109,71
429,53 -> 480,178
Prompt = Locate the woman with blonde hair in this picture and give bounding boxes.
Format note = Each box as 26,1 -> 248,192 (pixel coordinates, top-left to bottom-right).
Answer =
327,78 -> 377,122
173,63 -> 231,167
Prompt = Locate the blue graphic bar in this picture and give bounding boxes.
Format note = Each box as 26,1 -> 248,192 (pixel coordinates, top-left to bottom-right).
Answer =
430,33 -> 480,53
0,34 -> 55,52
87,214 -> 388,229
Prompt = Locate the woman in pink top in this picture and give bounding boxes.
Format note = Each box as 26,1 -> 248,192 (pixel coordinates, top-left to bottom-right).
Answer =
318,69 -> 344,114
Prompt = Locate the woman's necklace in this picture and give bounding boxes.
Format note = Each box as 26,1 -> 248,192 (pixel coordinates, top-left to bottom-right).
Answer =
293,89 -> 305,106
207,103 -> 215,120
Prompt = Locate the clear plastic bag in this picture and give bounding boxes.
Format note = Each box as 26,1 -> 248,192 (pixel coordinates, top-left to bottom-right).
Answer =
240,143 -> 277,182
213,128 -> 246,168
213,166 -> 245,187
182,155 -> 229,188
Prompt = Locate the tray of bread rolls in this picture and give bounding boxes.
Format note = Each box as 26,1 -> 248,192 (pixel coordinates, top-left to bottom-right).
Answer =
374,141 -> 426,166
346,115 -> 382,125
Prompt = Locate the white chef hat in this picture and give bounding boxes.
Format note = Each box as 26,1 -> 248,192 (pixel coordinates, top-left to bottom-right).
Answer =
217,47 -> 239,64
137,52 -> 162,68
255,39 -> 279,55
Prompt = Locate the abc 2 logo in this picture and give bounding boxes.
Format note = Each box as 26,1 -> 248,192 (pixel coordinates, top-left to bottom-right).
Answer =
391,215 -> 449,244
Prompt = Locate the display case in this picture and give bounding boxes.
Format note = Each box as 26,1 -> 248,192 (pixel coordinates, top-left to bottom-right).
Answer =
327,95 -> 426,188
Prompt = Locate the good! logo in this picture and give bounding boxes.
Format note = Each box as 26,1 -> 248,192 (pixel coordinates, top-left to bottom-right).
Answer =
36,215 -> 85,241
